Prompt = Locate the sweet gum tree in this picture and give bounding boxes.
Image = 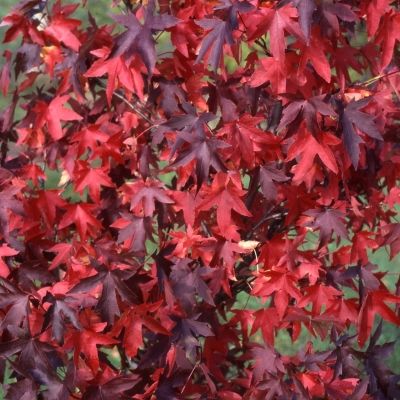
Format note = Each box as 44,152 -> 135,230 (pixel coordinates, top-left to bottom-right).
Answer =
0,0 -> 400,398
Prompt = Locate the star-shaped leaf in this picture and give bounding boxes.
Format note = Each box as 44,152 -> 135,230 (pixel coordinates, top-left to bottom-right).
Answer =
111,0 -> 178,74
339,97 -> 382,168
74,164 -> 115,202
68,261 -> 138,324
33,95 -> 82,141
120,179 -> 174,217
111,212 -> 153,255
281,0 -> 316,42
42,292 -> 82,345
198,172 -> 251,238
171,129 -> 229,187
58,203 -> 102,240
305,208 -> 348,245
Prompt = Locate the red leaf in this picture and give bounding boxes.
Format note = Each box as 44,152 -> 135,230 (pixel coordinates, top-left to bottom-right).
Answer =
358,291 -> 400,347
250,56 -> 287,94
0,244 -> 18,278
85,54 -> 145,105
44,15 -> 81,52
296,32 -> 331,83
120,179 -> 174,217
0,50 -> 12,96
247,5 -> 303,60
305,208 -> 348,245
198,172 -> 251,239
33,95 -> 82,141
251,308 -> 280,345
68,324 -> 118,373
47,243 -> 73,271
74,164 -> 115,202
112,304 -> 169,358
58,203 -> 102,240
297,284 -> 342,315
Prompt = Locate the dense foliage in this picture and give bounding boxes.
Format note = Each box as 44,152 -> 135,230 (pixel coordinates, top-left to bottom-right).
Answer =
0,0 -> 400,398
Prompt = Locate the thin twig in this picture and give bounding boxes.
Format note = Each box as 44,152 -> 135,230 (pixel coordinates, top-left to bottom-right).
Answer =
201,221 -> 212,237
154,30 -> 165,42
238,13 -> 247,30
205,122 -> 215,135
180,361 -> 200,394
97,81 -> 153,123
111,90 -> 152,123
136,123 -> 162,139
361,70 -> 400,86
245,211 -> 287,239
253,248 -> 259,275
240,248 -> 260,310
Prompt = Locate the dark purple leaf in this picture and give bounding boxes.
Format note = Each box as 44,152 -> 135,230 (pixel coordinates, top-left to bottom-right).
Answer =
111,0 -> 178,74
321,2 -> 357,32
42,293 -> 82,345
339,97 -> 382,168
282,0 -> 316,42
5,380 -> 37,400
157,80 -> 186,116
171,128 -> 229,187
172,316 -> 213,358
113,213 -> 152,255
259,164 -> 289,201
305,208 -> 348,245
83,375 -> 139,400
251,344 -> 284,381
170,259 -> 215,311
68,262 -> 137,324
195,18 -> 234,71
214,0 -> 255,30
278,95 -> 335,133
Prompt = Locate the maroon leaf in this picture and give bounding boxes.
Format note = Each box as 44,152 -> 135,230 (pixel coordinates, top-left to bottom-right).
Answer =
111,0 -> 178,74
195,18 -> 235,71
111,213 -> 152,255
259,164 -> 289,201
68,262 -> 138,324
339,97 -> 382,168
42,292 -> 82,345
305,208 -> 348,245
281,0 -> 316,42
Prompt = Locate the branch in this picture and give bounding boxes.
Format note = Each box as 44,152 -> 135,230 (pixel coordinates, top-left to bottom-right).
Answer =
97,81 -> 153,123
245,210 -> 287,239
110,90 -> 153,123
361,70 -> 400,87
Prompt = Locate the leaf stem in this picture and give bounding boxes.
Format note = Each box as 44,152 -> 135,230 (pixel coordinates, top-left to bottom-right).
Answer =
361,70 -> 400,86
111,90 -> 153,123
180,361 -> 200,393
